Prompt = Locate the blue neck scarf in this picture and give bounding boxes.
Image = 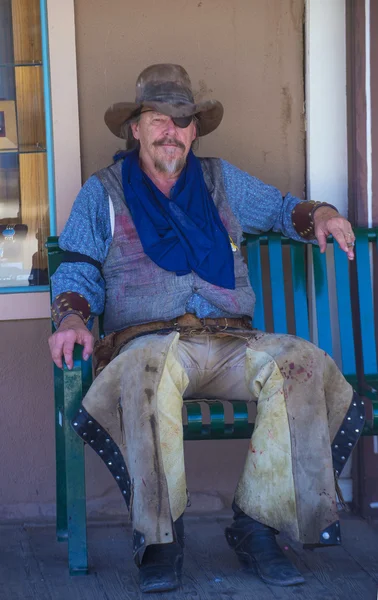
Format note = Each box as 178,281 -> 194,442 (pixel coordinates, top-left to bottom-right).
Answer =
121,149 -> 235,289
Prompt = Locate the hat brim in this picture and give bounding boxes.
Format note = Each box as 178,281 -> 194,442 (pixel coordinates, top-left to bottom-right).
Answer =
104,99 -> 223,138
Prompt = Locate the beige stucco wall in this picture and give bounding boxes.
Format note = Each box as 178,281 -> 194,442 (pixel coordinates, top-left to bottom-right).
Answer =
0,0 -> 305,520
76,0 -> 305,196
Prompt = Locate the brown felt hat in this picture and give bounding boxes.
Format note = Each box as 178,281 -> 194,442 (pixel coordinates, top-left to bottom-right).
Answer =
104,63 -> 224,139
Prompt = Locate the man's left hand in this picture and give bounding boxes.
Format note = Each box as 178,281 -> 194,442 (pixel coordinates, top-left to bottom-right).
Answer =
313,207 -> 355,261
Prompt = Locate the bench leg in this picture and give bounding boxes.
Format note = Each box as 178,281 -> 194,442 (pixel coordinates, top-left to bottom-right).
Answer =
65,420 -> 88,575
56,407 -> 68,541
64,367 -> 88,575
54,366 -> 68,541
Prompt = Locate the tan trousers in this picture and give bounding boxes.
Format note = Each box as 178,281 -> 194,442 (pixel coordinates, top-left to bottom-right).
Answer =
82,330 -> 353,552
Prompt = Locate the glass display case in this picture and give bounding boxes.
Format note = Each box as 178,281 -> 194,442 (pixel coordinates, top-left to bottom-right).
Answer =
0,0 -> 54,290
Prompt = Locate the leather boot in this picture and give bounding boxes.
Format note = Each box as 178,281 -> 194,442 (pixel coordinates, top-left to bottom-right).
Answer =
139,515 -> 184,593
225,504 -> 305,587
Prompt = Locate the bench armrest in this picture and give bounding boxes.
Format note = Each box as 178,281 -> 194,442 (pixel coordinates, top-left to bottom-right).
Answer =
59,345 -> 93,422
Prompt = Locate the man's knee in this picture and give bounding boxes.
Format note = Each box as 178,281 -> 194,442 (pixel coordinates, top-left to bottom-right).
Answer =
255,333 -> 325,364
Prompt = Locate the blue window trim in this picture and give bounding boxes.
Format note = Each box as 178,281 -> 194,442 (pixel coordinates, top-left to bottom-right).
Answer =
0,0 -> 56,296
40,0 -> 57,238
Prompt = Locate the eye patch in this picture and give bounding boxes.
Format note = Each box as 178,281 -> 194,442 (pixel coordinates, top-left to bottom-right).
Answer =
171,116 -> 193,128
132,109 -> 194,129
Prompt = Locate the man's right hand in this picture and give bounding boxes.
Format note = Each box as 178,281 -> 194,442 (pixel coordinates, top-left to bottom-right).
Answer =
48,314 -> 94,370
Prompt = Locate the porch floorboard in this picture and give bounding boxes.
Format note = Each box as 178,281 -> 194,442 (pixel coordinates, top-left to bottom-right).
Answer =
1,513 -> 377,600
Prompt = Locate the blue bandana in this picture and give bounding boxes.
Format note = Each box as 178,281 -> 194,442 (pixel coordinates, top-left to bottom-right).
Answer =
121,149 -> 235,289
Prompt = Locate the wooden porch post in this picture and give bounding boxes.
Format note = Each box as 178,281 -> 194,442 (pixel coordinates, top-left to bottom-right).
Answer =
346,0 -> 378,518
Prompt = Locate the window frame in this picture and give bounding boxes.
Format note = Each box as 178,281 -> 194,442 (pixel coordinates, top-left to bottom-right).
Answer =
0,0 -> 81,318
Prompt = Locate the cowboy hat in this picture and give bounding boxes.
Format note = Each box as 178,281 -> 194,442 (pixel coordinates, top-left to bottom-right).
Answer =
104,63 -> 223,138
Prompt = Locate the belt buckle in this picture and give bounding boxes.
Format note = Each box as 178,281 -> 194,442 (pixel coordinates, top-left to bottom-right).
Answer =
200,317 -> 229,332
199,318 -> 212,333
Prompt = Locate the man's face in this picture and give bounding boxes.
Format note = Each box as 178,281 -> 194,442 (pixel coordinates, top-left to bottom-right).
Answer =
131,111 -> 197,176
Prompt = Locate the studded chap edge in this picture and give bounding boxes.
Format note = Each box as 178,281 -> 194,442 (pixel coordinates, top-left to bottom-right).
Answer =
71,407 -> 185,564
71,407 -> 131,509
311,391 -> 366,548
332,391 -> 365,477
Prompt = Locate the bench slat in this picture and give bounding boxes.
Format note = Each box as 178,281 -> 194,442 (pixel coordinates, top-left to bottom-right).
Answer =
246,237 -> 265,330
209,401 -> 225,434
290,242 -> 310,340
312,246 -> 333,356
355,232 -> 378,376
333,242 -> 356,377
185,402 -> 203,435
268,236 -> 287,333
232,401 -> 252,437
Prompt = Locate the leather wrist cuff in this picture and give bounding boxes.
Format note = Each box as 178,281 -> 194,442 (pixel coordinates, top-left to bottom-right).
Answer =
291,201 -> 338,240
51,292 -> 91,328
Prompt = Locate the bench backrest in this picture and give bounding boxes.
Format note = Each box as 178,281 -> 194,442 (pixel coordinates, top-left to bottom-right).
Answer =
47,228 -> 378,385
248,229 -> 378,384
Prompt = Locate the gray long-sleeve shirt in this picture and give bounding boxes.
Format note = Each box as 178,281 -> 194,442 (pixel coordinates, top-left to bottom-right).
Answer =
51,159 -> 306,322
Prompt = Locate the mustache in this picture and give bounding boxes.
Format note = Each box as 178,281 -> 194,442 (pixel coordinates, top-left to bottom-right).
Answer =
153,138 -> 185,151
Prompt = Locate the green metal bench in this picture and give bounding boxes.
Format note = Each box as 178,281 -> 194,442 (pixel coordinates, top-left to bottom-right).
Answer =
47,228 -> 378,575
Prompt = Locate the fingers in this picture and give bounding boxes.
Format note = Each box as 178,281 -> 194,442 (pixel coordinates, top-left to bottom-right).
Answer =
48,335 -> 64,369
346,243 -> 355,261
317,216 -> 356,261
48,330 -> 77,370
81,331 -> 95,361
316,229 -> 327,254
331,227 -> 349,253
48,327 -> 94,370
344,231 -> 356,261
330,226 -> 355,261
63,337 -> 75,370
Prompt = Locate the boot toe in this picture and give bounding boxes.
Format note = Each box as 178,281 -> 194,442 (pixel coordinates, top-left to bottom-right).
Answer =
225,525 -> 305,587
138,543 -> 183,593
139,563 -> 181,593
251,556 -> 305,587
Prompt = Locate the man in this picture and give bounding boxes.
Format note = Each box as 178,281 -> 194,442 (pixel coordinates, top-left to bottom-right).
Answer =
49,64 -> 364,593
